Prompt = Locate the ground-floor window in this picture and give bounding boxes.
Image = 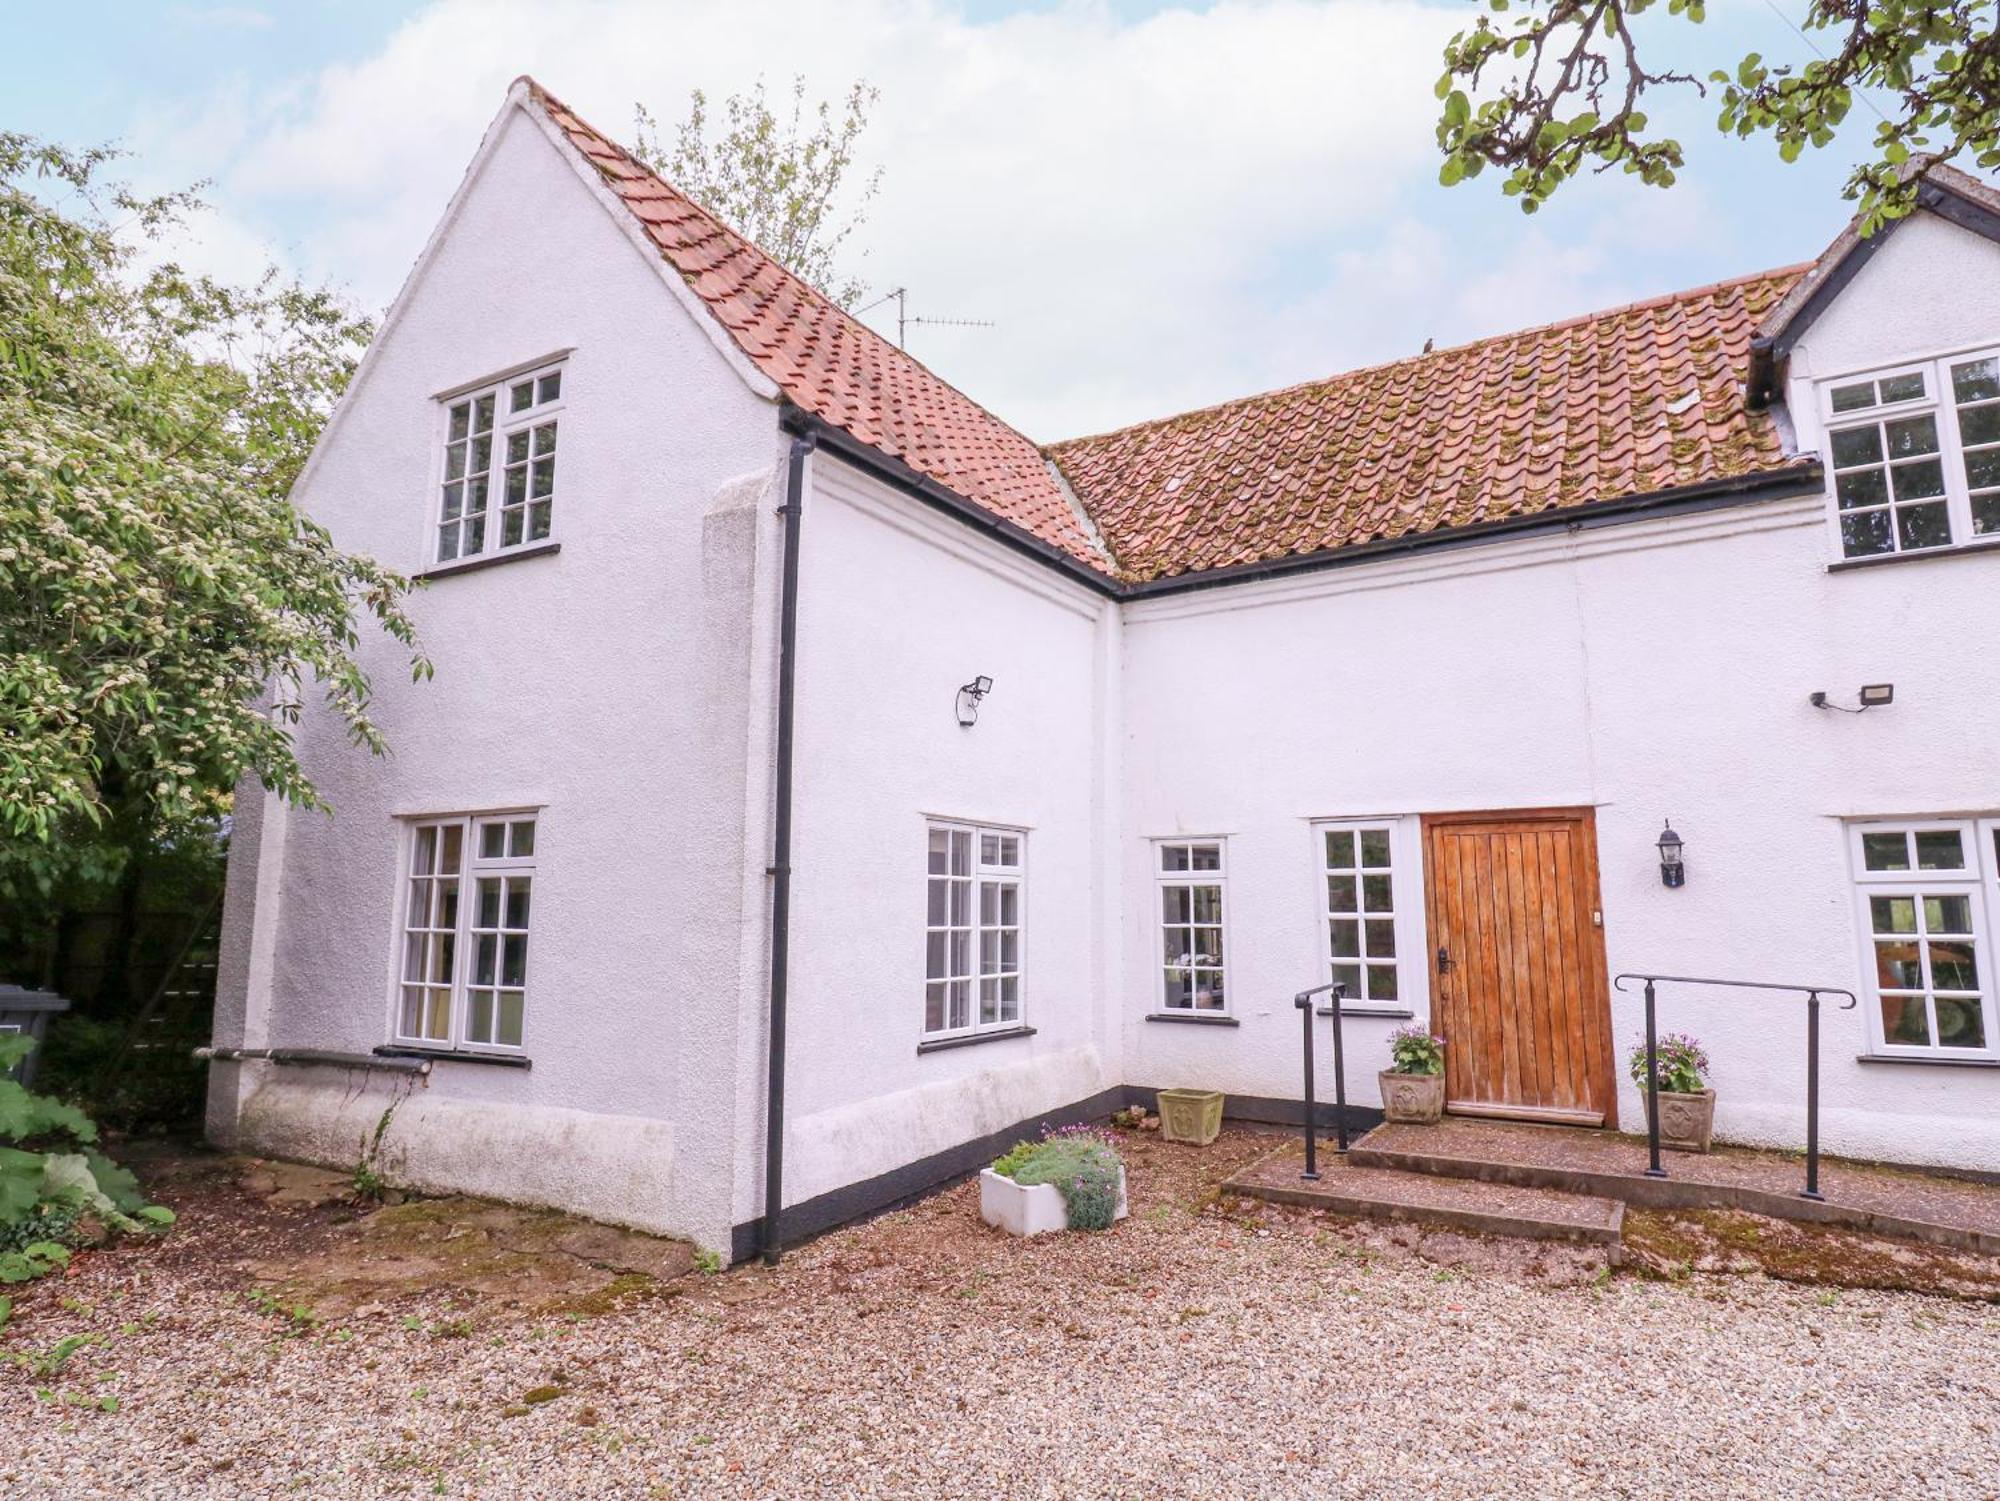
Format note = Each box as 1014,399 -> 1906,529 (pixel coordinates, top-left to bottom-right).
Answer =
1315,819 -> 1422,1010
924,822 -> 1023,1039
395,811 -> 538,1052
1849,819 -> 1999,1058
1156,840 -> 1227,1013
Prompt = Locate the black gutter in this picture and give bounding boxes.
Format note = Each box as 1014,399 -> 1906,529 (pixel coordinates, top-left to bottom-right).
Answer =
783,404 -> 1818,604
780,406 -> 1120,597
761,432 -> 814,1267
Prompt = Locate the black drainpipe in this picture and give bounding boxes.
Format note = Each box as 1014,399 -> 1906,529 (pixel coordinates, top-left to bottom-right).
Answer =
762,431 -> 814,1266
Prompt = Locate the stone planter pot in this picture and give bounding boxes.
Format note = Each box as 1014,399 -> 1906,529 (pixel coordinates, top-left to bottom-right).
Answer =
1157,1088 -> 1225,1146
978,1166 -> 1129,1237
1378,1069 -> 1445,1124
1646,1087 -> 1716,1153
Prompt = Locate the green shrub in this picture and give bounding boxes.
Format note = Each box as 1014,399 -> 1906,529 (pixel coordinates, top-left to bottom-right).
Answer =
1386,1024 -> 1445,1076
0,1036 -> 172,1283
990,1129 -> 1124,1231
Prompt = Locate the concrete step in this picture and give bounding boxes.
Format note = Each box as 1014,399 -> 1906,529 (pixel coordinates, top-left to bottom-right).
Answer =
1224,1141 -> 1624,1248
1349,1118 -> 2000,1256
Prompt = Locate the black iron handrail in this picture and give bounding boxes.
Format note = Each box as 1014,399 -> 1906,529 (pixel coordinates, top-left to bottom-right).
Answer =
1294,981 -> 1348,1179
1612,972 -> 1857,1201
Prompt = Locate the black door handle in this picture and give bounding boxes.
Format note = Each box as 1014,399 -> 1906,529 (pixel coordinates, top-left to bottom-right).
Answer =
1436,945 -> 1453,975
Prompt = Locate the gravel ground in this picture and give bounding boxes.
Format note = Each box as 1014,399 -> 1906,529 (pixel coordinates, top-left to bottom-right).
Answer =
5,1128 -> 1999,1500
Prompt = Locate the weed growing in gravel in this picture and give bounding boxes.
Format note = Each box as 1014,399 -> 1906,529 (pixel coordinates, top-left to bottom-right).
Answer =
693,1249 -> 722,1275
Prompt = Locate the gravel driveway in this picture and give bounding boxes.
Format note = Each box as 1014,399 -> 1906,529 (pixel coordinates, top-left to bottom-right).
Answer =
6,1128 -> 1998,1499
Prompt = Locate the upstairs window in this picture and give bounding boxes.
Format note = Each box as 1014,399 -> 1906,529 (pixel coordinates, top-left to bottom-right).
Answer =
436,363 -> 563,564
1823,350 -> 2000,560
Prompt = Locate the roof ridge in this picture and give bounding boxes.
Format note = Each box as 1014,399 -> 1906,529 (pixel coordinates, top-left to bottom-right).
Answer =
521,77 -> 1052,472
1045,262 -> 1816,453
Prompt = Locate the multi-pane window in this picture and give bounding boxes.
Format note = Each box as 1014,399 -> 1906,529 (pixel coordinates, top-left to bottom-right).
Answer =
1321,823 -> 1402,1007
1822,349 -> 2000,559
396,813 -> 538,1051
1157,842 -> 1226,1013
924,823 -> 1023,1038
1849,821 -> 1998,1058
436,363 -> 562,563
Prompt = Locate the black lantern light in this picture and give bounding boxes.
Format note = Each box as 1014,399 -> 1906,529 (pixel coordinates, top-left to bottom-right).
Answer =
1657,820 -> 1685,889
955,675 -> 994,727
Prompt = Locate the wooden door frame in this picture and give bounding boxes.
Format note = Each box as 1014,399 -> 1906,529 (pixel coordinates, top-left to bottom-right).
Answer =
1419,806 -> 1619,1129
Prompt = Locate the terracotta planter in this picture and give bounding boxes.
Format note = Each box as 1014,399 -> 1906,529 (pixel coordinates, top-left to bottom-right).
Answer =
978,1167 -> 1129,1237
1378,1069 -> 1445,1124
1157,1088 -> 1225,1145
1646,1087 -> 1716,1153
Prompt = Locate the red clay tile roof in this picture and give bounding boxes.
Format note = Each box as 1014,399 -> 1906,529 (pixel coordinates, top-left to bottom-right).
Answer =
525,80 -> 1114,573
527,78 -> 1816,589
1048,269 -> 1816,584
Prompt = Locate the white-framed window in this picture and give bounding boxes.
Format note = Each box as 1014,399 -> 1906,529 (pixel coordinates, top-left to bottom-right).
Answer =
1156,840 -> 1227,1013
1847,819 -> 1998,1058
395,811 -> 539,1052
924,823 -> 1024,1039
435,362 -> 564,564
1316,820 -> 1421,1011
1821,348 -> 2000,559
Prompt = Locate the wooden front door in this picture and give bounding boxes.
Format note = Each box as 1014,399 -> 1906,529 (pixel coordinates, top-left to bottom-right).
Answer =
1422,809 -> 1616,1127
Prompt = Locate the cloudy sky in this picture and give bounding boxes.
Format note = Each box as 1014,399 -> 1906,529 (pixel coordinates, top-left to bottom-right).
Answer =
7,1 -> 1915,440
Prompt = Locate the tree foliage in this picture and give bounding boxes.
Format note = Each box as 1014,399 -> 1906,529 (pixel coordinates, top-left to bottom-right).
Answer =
0,136 -> 427,880
632,77 -> 883,307
1435,1 -> 2000,231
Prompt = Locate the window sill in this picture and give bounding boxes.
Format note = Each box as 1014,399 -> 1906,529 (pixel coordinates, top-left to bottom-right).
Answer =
917,1025 -> 1036,1055
1855,1052 -> 2000,1069
375,1045 -> 532,1069
1828,536 -> 2000,573
416,540 -> 561,581
1145,1011 -> 1239,1027
1319,1006 -> 1415,1020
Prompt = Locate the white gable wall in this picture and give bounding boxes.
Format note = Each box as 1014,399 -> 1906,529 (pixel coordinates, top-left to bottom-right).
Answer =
1784,209 -> 2000,393
210,101 -> 784,1248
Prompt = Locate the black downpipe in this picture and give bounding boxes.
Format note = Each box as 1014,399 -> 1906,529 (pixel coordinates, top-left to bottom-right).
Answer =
762,434 -> 814,1266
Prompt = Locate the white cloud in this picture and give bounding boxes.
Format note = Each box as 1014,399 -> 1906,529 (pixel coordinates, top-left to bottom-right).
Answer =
130,0 -> 1763,440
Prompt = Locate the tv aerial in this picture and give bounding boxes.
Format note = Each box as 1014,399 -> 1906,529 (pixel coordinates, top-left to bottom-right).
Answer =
858,286 -> 995,349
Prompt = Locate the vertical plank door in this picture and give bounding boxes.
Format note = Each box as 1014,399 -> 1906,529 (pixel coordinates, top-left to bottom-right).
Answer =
1422,809 -> 1616,1127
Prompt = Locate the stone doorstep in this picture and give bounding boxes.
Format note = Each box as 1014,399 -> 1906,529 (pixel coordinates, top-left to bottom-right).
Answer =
1224,1147 -> 1626,1250
1348,1130 -> 2000,1259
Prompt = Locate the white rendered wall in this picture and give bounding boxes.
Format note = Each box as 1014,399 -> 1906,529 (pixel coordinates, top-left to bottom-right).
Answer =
209,101 -> 782,1248
1119,486 -> 2000,1171
758,457 -> 1122,1218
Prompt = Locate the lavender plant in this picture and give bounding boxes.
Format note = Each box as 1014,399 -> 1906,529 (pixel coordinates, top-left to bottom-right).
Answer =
990,1127 -> 1124,1231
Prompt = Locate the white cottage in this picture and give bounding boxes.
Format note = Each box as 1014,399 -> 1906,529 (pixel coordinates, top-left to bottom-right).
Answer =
207,78 -> 2000,1259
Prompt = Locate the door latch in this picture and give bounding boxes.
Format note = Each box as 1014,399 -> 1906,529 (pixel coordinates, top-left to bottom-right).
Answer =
1436,944 -> 1454,974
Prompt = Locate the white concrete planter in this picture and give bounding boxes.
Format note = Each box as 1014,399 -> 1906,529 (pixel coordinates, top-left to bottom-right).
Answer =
979,1166 -> 1129,1237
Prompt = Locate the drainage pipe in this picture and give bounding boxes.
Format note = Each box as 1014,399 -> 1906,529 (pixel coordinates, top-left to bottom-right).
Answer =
193,1046 -> 431,1077
762,431 -> 814,1266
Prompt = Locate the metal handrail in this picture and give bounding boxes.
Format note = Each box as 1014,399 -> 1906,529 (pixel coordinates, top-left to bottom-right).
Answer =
1294,981 -> 1349,1179
1612,972 -> 1857,1201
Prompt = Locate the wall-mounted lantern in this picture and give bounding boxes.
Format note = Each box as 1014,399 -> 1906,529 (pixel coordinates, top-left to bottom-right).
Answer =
1657,820 -> 1686,889
955,675 -> 994,727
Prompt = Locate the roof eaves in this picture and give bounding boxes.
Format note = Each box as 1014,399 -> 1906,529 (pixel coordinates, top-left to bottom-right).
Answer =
1120,460 -> 1824,598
